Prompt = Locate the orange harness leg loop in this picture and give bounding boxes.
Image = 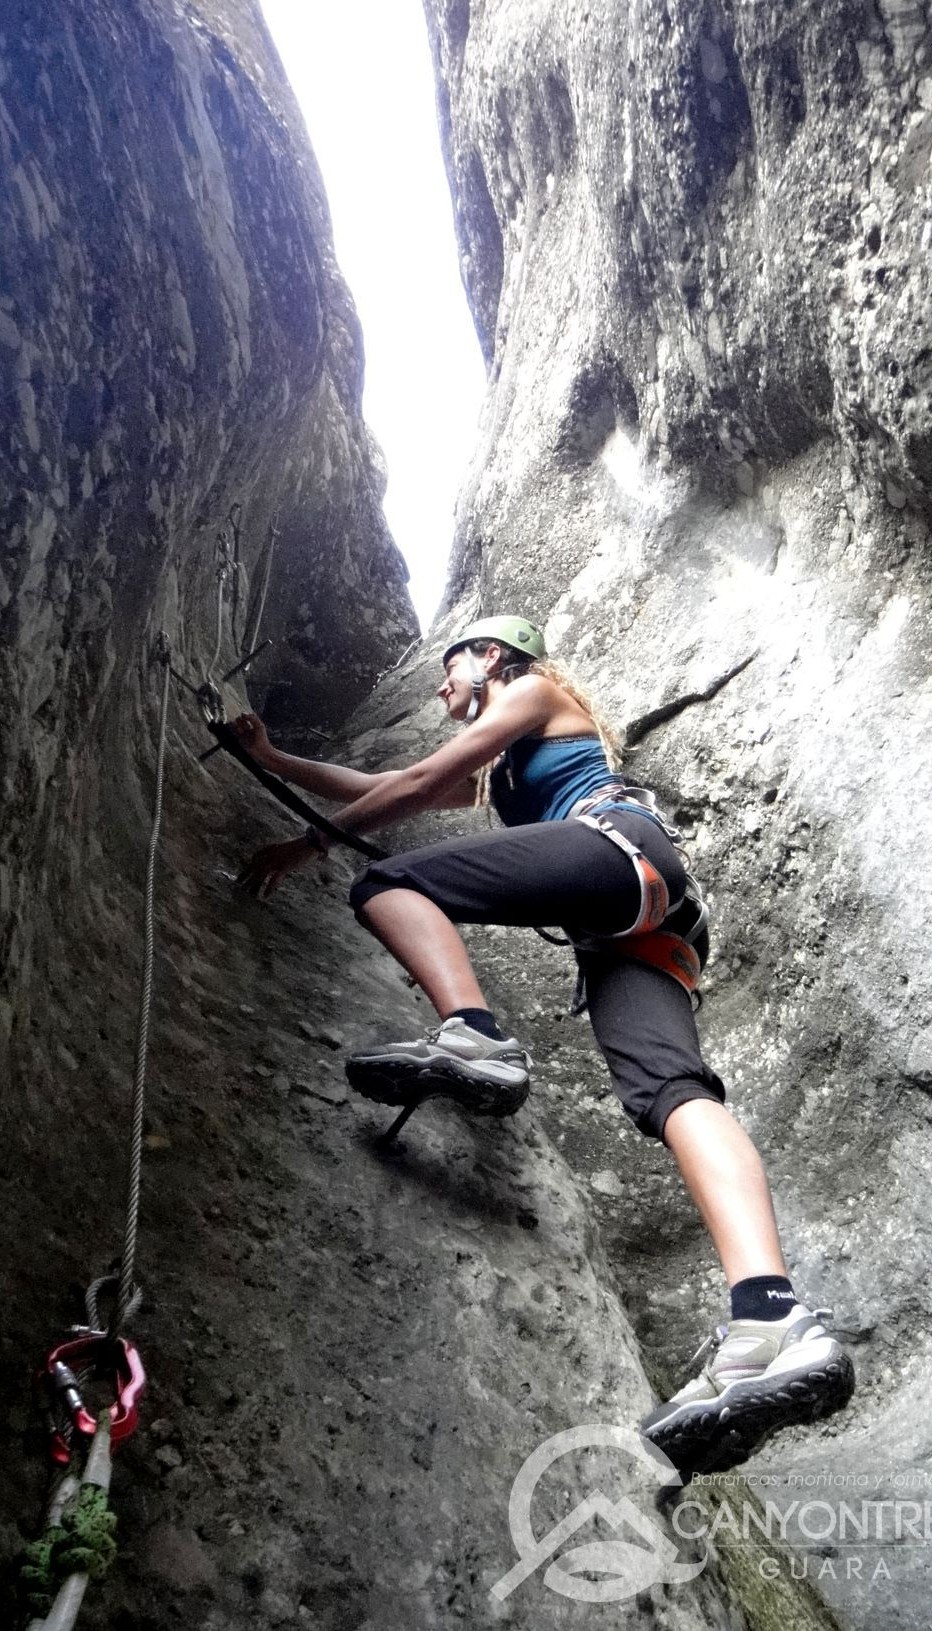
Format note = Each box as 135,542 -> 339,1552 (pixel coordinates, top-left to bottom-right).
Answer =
570,811 -> 700,999
614,929 -> 701,996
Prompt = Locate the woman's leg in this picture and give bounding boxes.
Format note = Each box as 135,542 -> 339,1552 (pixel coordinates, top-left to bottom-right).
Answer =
350,817 -> 655,1019
661,1099 -> 788,1285
583,956 -> 787,1286
347,856 -> 546,1113
586,957 -> 853,1466
361,890 -> 790,1282
346,821 -> 653,1106
360,888 -> 488,1015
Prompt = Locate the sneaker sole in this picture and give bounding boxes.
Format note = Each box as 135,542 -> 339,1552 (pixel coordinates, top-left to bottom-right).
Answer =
642,1347 -> 855,1475
345,1055 -> 530,1117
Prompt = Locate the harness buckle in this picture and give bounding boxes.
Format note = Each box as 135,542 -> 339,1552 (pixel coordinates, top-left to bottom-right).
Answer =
36,1334 -> 147,1466
577,812 -> 670,934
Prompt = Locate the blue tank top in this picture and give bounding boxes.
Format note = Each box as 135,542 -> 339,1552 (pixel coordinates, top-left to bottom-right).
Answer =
489,736 -> 622,825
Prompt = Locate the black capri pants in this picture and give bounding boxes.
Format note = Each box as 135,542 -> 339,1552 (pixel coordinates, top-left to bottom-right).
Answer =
349,809 -> 726,1141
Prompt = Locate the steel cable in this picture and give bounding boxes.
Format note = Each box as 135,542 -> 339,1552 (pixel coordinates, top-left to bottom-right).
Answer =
111,650 -> 172,1335
243,510 -> 278,656
205,559 -> 226,689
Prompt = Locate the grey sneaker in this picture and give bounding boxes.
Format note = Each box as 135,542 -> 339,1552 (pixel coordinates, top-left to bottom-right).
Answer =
345,1018 -> 532,1116
640,1304 -> 855,1474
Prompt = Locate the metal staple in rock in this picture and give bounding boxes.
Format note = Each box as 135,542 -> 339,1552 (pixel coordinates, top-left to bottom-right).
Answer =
111,648 -> 172,1335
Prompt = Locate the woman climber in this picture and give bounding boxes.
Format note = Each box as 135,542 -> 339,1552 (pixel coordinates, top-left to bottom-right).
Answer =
232,615 -> 854,1475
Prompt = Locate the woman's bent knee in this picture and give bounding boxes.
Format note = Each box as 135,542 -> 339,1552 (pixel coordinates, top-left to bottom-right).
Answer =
348,862 -> 394,920
636,1074 -> 727,1142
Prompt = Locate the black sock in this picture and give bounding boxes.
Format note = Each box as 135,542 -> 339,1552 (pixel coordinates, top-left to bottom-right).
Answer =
448,1007 -> 504,1041
730,1275 -> 797,1322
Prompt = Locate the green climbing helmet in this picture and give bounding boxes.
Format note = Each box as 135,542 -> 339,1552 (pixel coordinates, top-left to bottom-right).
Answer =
441,616 -> 546,670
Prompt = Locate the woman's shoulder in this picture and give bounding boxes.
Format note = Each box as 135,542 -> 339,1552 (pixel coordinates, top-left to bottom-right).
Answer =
503,670 -> 556,701
504,670 -> 582,717
506,672 -> 597,738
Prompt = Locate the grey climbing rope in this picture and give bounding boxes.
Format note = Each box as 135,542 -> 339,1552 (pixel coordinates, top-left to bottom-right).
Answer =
22,647 -> 167,1628
111,645 -> 172,1335
22,1416 -> 115,1631
202,505 -> 270,707
226,502 -> 246,655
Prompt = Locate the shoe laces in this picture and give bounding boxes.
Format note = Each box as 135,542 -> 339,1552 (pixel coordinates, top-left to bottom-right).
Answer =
686,1324 -> 729,1373
430,1022 -> 532,1068
501,1046 -> 534,1069
685,1306 -> 836,1377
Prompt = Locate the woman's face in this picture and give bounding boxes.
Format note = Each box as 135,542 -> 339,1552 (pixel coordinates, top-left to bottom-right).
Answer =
437,649 -> 475,720
437,646 -> 498,720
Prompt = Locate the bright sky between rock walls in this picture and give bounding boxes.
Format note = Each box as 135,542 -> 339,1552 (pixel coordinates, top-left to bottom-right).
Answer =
259,0 -> 487,631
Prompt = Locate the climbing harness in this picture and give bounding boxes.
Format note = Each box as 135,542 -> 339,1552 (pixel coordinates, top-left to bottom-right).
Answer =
592,928 -> 701,994
575,811 -> 671,934
531,792 -> 710,1012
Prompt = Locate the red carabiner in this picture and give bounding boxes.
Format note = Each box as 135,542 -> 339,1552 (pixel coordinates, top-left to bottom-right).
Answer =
37,1333 -> 146,1466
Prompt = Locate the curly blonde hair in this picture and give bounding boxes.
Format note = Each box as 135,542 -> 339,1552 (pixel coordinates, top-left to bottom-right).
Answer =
467,642 -> 623,811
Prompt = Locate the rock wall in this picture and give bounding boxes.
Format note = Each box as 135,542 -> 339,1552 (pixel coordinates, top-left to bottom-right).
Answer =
0,5 -> 744,1630
410,1 -> 932,1624
4,0 -> 932,1627
0,1 -> 474,1624
0,0 -> 416,1048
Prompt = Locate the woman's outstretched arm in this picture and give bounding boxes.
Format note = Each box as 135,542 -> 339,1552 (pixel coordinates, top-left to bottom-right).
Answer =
230,713 -> 391,803
232,677 -> 554,898
231,711 -> 481,811
331,675 -> 555,836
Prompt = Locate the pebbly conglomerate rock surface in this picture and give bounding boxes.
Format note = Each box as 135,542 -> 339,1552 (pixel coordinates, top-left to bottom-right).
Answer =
0,5 -> 750,1630
0,0 -> 418,1039
408,0 -> 932,1624
5,0 -> 932,1626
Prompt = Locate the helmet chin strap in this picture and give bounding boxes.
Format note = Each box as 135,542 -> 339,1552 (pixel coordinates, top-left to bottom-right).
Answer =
464,649 -> 486,723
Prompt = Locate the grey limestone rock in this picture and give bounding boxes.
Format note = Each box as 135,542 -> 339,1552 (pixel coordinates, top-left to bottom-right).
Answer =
0,6 -> 724,1631
5,0 -> 931,1626
410,3 -> 932,1625
0,0 -> 417,1042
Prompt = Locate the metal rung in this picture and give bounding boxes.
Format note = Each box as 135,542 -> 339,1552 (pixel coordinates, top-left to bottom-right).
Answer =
375,1098 -> 427,1147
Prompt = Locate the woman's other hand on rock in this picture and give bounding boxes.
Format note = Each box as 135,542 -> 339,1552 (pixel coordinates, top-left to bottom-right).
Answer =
235,837 -> 318,898
231,712 -> 274,766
